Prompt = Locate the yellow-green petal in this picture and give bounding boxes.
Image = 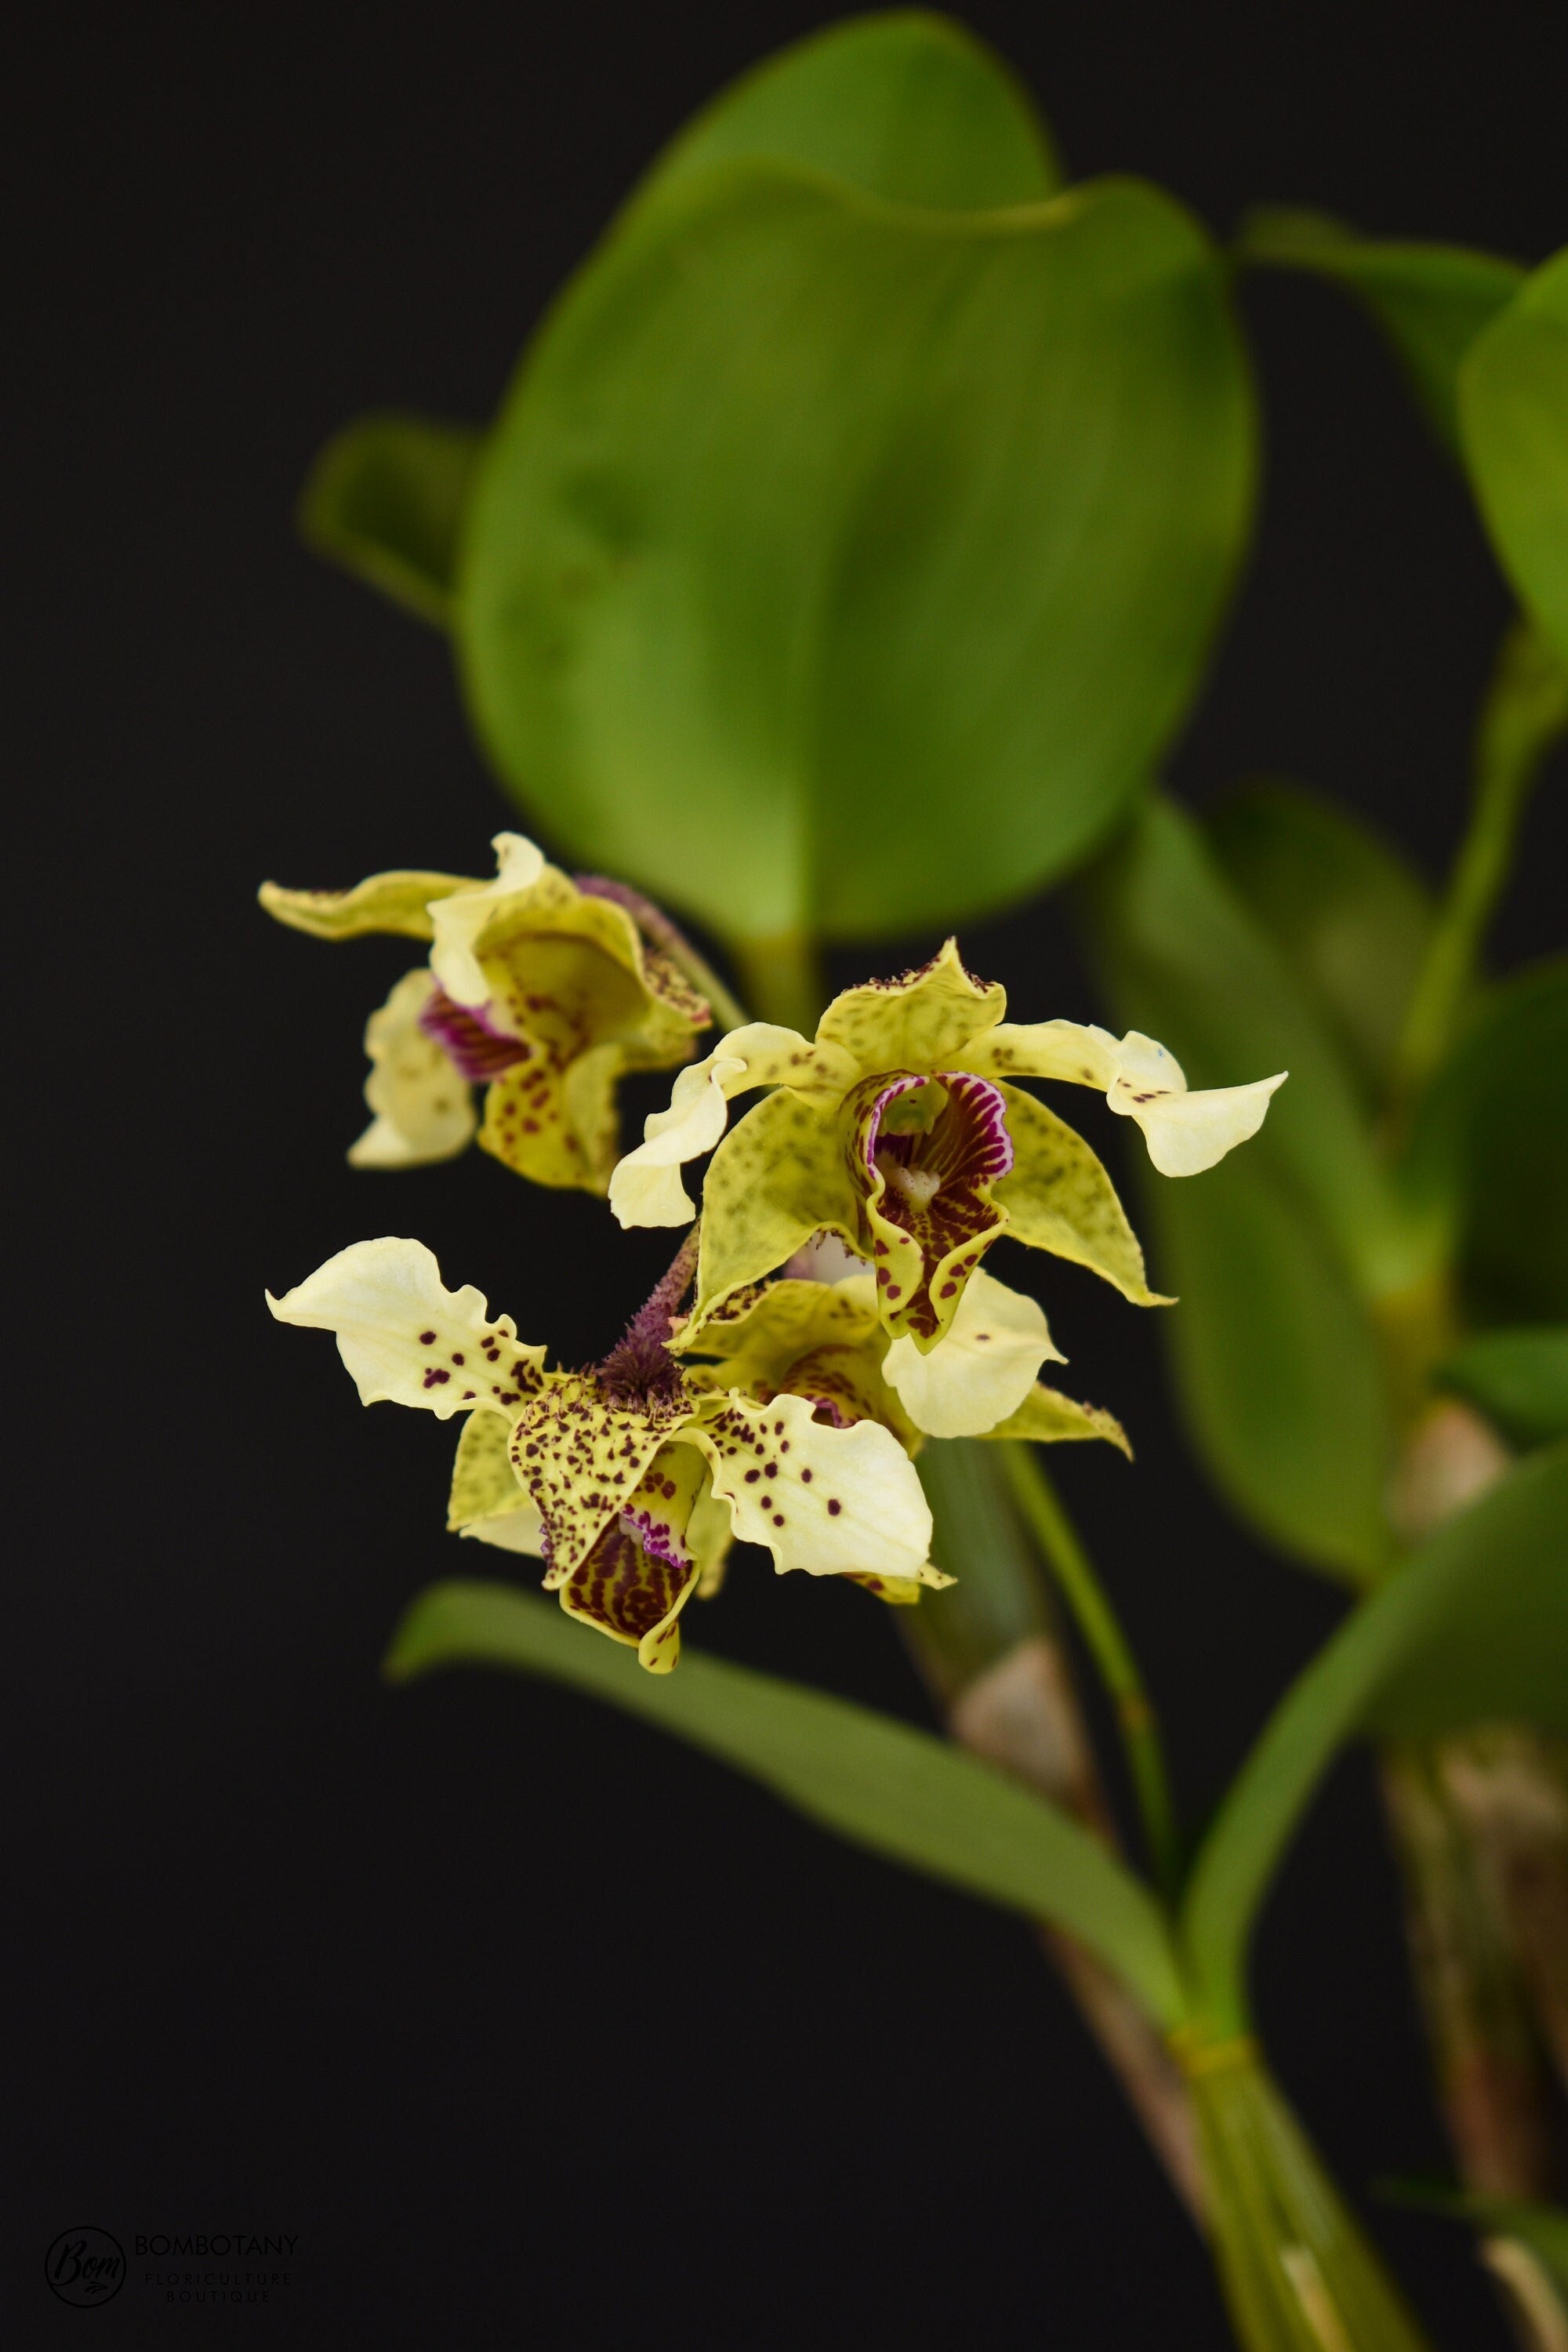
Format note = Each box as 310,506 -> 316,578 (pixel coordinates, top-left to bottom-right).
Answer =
688,1391 -> 939,1585
992,1084 -> 1167,1306
258,867 -> 478,942
689,1091 -> 862,1329
815,937 -> 1005,1079
349,967 -> 477,1170
426,832 -> 549,1004
448,1411 -> 546,1555
266,1237 -> 546,1418
884,1269 -> 1062,1439
677,1273 -> 917,1448
984,1387 -> 1132,1454
508,1374 -> 690,1583
955,1017 -> 1122,1088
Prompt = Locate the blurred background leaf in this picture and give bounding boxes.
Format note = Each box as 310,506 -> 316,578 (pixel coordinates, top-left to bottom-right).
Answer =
1439,1326 -> 1568,1446
1182,1441 -> 1568,2027
299,412 -> 481,625
1238,207 -> 1523,449
1461,247 -> 1568,666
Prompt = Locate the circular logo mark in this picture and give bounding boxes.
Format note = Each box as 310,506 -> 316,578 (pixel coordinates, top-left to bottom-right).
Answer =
45,2227 -> 125,2307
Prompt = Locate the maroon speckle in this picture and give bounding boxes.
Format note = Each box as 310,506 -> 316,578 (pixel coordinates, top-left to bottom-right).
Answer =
419,1330 -> 437,1345
827,1499 -> 841,1515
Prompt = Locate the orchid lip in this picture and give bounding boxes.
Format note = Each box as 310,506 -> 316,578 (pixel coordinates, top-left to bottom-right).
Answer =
419,985 -> 531,1080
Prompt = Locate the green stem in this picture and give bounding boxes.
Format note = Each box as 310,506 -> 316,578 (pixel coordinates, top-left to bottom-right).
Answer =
1392,617 -> 1568,1109
728,930 -> 827,1034
999,1440 -> 1182,1901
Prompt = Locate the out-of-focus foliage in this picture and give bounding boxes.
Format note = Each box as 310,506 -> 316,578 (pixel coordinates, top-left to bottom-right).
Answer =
303,13 -> 1256,952
1238,208 -> 1523,450
1461,247 -> 1568,666
1440,1325 -> 1568,1446
299,414 -> 481,626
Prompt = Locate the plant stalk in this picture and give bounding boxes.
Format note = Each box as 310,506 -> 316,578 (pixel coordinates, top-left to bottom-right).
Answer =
728,929 -> 826,1038
999,1440 -> 1183,1900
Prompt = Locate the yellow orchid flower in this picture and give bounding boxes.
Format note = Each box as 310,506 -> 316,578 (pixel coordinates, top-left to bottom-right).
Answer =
260,833 -> 711,1192
609,942 -> 1285,1410
267,1236 -> 951,1674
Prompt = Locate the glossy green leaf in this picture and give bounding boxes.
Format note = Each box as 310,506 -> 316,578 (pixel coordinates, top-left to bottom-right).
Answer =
1183,1442 -> 1568,2026
387,1577 -> 1186,2024
1461,248 -> 1568,664
299,412 -> 481,625
642,10 -> 1061,209
1399,959 -> 1568,1327
1206,778 -> 1436,1104
1440,1326 -> 1568,1446
1080,793 -> 1406,1581
458,158 -> 1254,946
1240,207 -> 1524,448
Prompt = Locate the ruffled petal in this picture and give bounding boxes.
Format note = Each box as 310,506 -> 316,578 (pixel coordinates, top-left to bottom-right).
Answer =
992,1084 -> 1169,1306
347,968 -> 477,1169
448,1410 -> 546,1555
608,1022 -> 848,1229
267,1237 -> 546,1418
258,867 -> 478,942
688,1091 -> 862,1327
884,1270 -> 1062,1439
507,1375 -> 690,1584
426,832 -> 547,1007
688,1392 -> 940,1586
815,938 -> 1005,1079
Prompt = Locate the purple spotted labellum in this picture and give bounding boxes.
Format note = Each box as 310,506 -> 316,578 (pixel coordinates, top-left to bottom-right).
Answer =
855,1071 -> 1014,1339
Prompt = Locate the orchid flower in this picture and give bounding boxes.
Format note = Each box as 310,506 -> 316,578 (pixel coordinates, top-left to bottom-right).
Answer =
260,833 -> 710,1192
608,942 -> 1285,1422
267,1237 -> 953,1674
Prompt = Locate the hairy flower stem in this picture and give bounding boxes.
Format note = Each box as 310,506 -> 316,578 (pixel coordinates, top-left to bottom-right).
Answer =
913,1439 -> 1205,2220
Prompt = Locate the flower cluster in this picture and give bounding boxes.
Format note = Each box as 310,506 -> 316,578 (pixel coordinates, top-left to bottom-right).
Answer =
267,837 -> 1283,1670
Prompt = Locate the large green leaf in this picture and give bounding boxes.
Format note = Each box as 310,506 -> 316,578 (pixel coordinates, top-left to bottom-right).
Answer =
387,1577 -> 1186,2025
1182,1442 -> 1568,2027
641,10 -> 1061,210
1080,793 -> 1407,1580
1240,207 -> 1524,449
299,412 -> 481,625
1399,959 -> 1568,1327
457,161 -> 1254,945
1205,778 -> 1436,1105
1440,1326 -> 1568,1446
1461,248 -> 1568,665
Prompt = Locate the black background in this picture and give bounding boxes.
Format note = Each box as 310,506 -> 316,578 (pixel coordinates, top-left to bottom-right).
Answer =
9,2 -> 1568,2343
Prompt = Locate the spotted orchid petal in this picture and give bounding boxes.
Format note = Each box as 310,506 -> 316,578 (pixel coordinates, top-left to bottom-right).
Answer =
609,1022 -> 851,1229
689,1090 -> 863,1323
259,866 -> 479,942
448,1410 -> 546,1555
506,1374 -> 691,1584
957,1019 -> 1286,1178
266,1237 -> 546,1419
347,968 -> 479,1170
815,938 -> 1006,1079
557,1440 -> 711,1673
675,1274 -> 917,1449
688,1392 -> 943,1587
884,1270 -> 1062,1439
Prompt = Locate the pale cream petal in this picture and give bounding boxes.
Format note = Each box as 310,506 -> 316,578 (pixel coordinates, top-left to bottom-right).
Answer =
688,1392 -> 940,1585
953,1018 -> 1123,1089
608,1051 -> 747,1225
267,1236 -> 546,1420
884,1269 -> 1063,1439
1114,1069 -> 1288,1178
347,967 -> 477,1169
427,832 -> 547,1008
